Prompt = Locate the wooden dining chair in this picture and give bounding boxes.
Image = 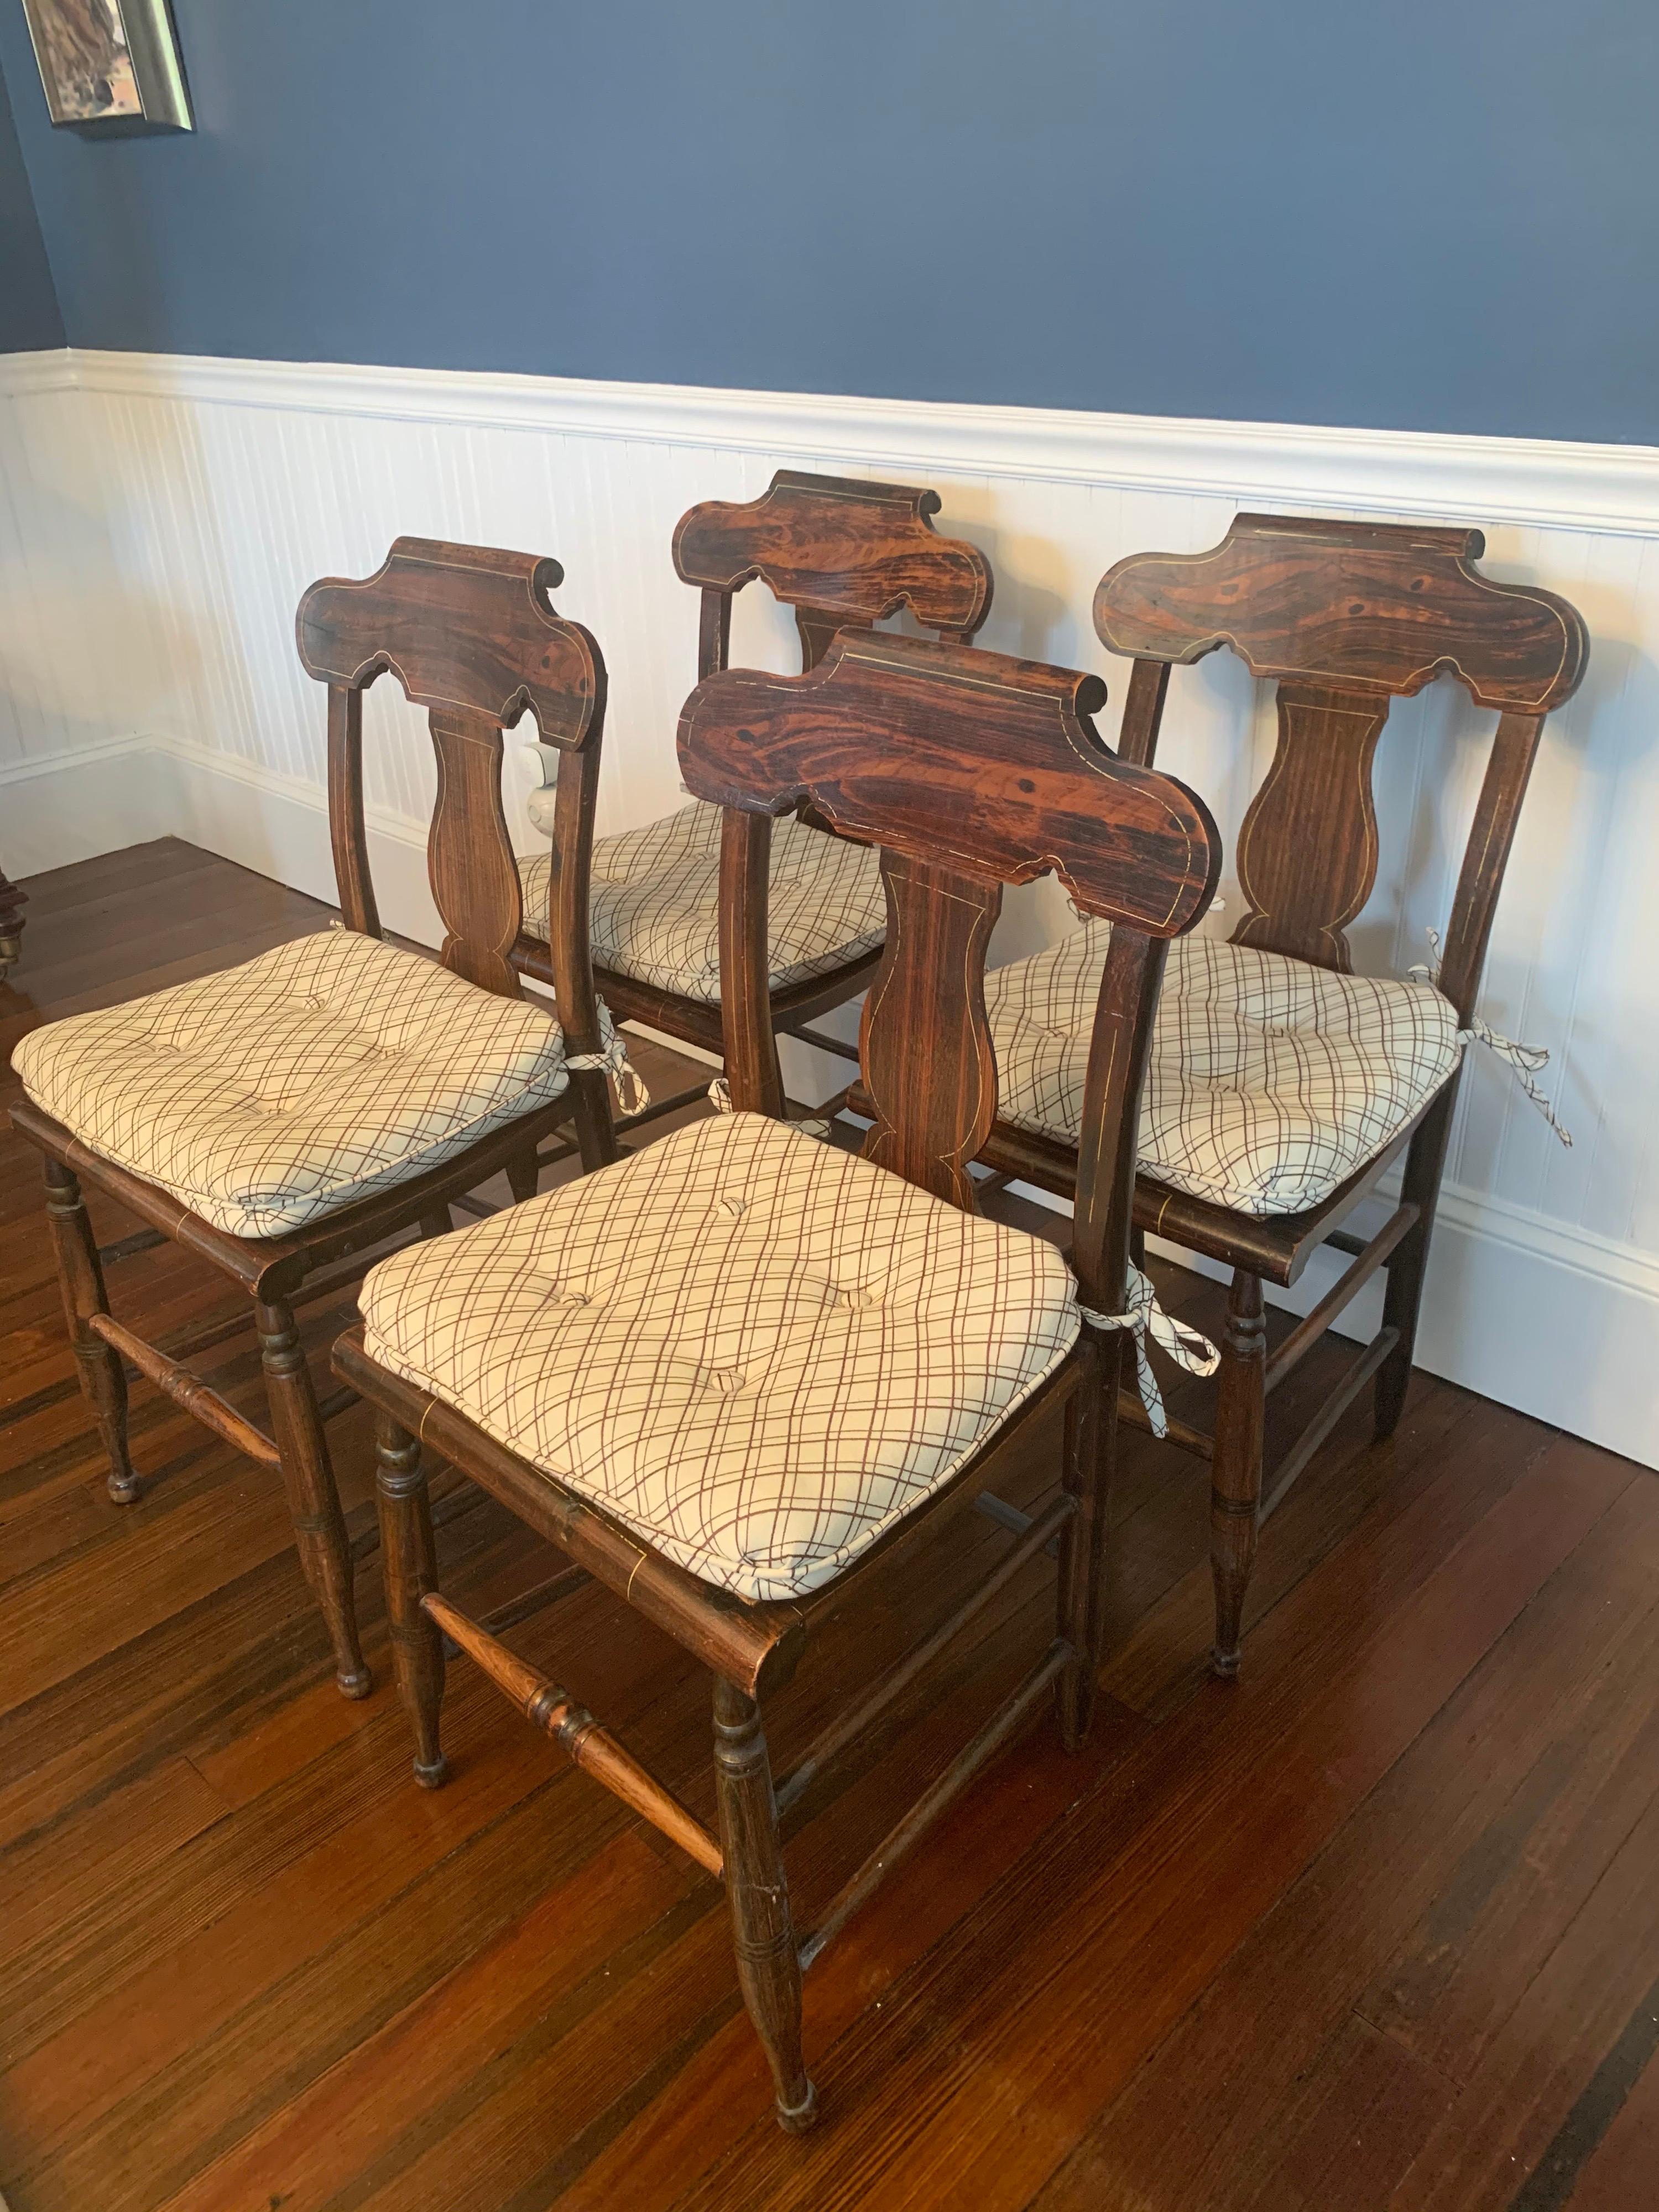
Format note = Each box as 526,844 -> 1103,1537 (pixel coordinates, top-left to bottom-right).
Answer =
332,629 -> 1220,2128
11,536 -> 630,1699
513,468 -> 993,1125
973,513 -> 1588,1678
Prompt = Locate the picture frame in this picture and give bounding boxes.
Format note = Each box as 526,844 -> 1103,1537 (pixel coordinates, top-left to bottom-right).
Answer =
21,0 -> 192,132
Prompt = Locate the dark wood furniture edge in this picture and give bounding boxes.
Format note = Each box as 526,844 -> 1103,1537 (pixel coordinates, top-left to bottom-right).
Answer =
9,1093 -> 580,1301
335,1325 -> 1087,1704
0,863 -> 25,974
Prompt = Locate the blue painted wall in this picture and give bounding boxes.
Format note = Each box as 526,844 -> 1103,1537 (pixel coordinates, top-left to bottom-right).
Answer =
0,56 -> 64,351
2,1 -> 1656,443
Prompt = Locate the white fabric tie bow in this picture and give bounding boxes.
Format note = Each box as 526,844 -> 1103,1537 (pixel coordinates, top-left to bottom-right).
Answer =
1408,928 -> 1571,1147
566,1003 -> 650,1119
1078,1264 -> 1220,1439
328,922 -> 650,1121
707,1078 -> 832,1140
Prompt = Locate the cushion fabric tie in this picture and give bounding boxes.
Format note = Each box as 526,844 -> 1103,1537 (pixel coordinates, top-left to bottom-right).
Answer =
1077,1264 -> 1220,1440
567,1003 -> 650,1118
1407,928 -> 1572,1147
707,1076 -> 831,1140
341,915 -> 653,1121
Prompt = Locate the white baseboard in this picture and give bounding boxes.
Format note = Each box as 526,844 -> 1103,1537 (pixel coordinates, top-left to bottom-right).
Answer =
1,740 -> 170,874
1144,1192 -> 1659,1467
159,738 -> 446,948
2,734 -> 448,947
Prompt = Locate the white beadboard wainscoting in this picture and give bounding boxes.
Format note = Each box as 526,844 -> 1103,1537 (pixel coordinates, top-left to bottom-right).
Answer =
2,346 -> 1656,1464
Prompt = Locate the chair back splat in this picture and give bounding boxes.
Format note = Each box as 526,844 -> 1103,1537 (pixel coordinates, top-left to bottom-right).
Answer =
678,630 -> 1221,1311
1094,513 -> 1589,1014
673,469 -> 993,680
297,536 -> 607,1055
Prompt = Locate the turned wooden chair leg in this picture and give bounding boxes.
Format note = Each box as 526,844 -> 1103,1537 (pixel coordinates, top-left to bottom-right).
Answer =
376,1411 -> 448,1786
1375,1088 -> 1455,1439
1055,1345 -> 1117,1751
570,1067 -> 620,1172
257,1297 -> 371,1700
1211,1268 -> 1266,1679
41,1157 -> 138,1503
418,1207 -> 452,1240
504,1152 -> 540,1206
711,1677 -> 816,2132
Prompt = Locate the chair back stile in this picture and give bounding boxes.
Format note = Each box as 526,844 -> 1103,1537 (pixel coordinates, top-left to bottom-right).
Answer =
1093,513 -> 1589,1018
296,535 -> 609,1062
673,469 -> 994,682
677,632 -> 1222,1317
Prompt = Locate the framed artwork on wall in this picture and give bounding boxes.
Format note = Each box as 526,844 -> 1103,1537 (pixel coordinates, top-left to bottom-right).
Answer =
21,0 -> 192,131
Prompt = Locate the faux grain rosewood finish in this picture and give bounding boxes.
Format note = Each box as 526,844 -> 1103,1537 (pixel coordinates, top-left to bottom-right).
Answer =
14,537 -> 617,1703
1432,708 -> 1550,1025
676,632 -> 1221,938
297,535 -> 602,740
11,1090 -> 578,1305
1230,684 -> 1391,969
673,468 -> 993,640
860,854 -> 1001,1207
1097,514 -> 1587,978
1093,512 -> 1587,712
425,1593 -> 726,1879
512,941 -> 887,1068
974,513 -> 1594,1681
516,470 -> 995,1078
716,810 -> 788,1121
426,708 -> 528,996
41,1155 -> 136,1503
299,539 -> 609,1077
966,1110 -> 1420,1286
352,641 -> 1218,2132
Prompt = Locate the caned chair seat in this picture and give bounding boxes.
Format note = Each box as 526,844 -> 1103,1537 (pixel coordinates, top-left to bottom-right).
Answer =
985,926 -> 1462,1217
518,799 -> 886,1002
12,929 -> 575,1241
357,1109 -> 1082,1601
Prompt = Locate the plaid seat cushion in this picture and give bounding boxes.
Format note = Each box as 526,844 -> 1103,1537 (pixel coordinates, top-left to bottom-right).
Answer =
519,799 -> 885,1003
986,925 -> 1462,1217
358,1110 -> 1079,1601
12,930 -> 572,1241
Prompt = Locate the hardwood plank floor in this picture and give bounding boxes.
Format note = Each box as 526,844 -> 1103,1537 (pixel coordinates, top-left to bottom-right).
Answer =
0,839 -> 1653,2212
